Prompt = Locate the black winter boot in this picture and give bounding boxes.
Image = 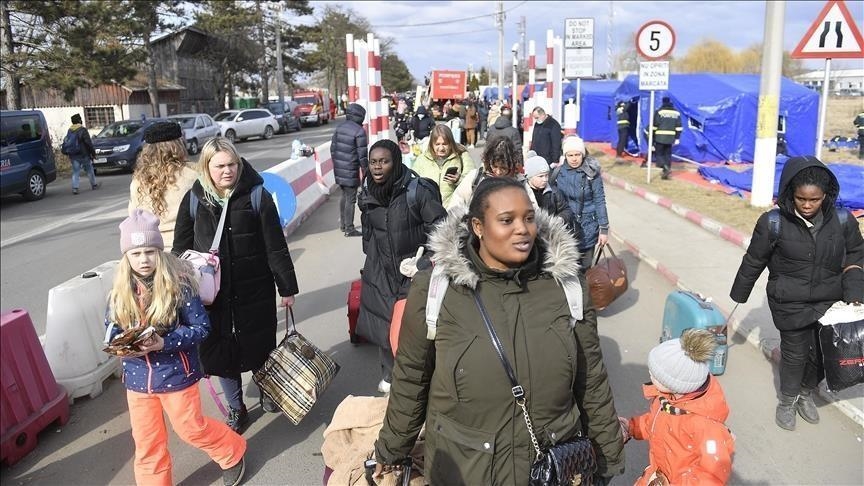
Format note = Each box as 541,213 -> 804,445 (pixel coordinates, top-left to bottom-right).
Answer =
796,389 -> 820,424
776,394 -> 797,431
226,405 -> 249,433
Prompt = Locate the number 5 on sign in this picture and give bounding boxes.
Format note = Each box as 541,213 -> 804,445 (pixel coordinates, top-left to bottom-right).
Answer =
637,20 -> 676,59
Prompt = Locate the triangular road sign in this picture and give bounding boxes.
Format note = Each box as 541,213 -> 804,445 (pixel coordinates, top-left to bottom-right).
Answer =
792,0 -> 864,59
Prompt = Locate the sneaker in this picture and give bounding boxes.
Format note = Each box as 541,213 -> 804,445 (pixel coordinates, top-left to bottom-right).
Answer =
377,379 -> 391,394
345,229 -> 362,237
91,183 -> 100,190
72,188 -> 79,195
226,405 -> 248,433
222,456 -> 245,486
260,394 -> 279,413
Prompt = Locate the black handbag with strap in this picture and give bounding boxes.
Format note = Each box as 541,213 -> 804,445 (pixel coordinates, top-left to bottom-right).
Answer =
470,289 -> 596,486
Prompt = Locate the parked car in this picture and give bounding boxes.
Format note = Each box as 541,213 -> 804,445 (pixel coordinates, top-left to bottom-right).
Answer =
266,101 -> 302,134
91,118 -> 166,172
169,113 -> 220,154
0,109 -> 57,201
213,109 -> 278,143
834,88 -> 863,97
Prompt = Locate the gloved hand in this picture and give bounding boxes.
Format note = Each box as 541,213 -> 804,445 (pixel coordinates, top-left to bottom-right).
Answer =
399,247 -> 425,278
674,139 -> 681,145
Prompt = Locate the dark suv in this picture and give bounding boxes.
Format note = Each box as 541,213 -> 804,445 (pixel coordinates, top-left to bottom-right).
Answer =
266,101 -> 301,134
91,118 -> 167,172
0,109 -> 57,201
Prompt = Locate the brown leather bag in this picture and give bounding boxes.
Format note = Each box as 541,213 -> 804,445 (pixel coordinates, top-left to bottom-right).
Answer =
585,244 -> 628,311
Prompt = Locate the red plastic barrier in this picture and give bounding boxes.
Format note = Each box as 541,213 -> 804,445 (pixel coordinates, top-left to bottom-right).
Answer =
1,309 -> 70,466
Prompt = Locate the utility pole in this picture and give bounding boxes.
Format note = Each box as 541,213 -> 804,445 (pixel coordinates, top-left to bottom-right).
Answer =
497,1 -> 505,101
274,2 -> 284,105
518,16 -> 527,68
607,1 -> 615,75
751,0 -> 785,208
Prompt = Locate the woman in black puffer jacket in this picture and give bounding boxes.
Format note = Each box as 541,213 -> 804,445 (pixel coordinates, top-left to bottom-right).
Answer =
173,138 -> 299,433
730,156 -> 863,431
357,139 -> 446,393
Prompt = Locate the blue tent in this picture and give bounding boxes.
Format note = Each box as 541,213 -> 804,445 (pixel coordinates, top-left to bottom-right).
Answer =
520,80 -> 620,142
612,74 -> 819,163
698,155 -> 864,209
482,86 -> 513,100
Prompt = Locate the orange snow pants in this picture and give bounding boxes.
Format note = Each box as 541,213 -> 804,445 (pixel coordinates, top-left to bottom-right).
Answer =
126,384 -> 247,486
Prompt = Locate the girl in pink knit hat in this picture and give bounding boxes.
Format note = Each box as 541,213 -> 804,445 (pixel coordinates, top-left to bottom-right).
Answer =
105,209 -> 247,486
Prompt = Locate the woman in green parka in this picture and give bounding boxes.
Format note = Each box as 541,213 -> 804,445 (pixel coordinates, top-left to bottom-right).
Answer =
411,124 -> 476,206
374,178 -> 625,485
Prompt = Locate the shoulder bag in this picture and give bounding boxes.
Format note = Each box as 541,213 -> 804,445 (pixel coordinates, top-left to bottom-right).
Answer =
253,308 -> 340,425
584,244 -> 628,311
471,289 -> 596,486
180,200 -> 228,305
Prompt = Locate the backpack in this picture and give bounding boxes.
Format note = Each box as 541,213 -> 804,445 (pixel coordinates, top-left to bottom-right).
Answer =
61,128 -> 82,156
405,175 -> 441,225
189,184 -> 264,220
767,207 -> 850,248
424,264 -> 584,340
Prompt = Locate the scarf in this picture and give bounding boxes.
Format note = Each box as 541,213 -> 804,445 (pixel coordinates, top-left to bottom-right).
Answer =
367,162 -> 406,206
199,175 -> 232,208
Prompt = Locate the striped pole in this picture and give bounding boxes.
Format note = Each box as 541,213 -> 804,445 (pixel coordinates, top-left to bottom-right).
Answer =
366,33 -> 379,144
546,30 -> 554,102
346,34 -> 358,102
373,38 -> 390,137
528,40 -> 536,98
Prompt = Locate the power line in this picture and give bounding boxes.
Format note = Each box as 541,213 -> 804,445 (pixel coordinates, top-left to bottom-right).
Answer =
409,28 -> 498,39
371,1 -> 527,29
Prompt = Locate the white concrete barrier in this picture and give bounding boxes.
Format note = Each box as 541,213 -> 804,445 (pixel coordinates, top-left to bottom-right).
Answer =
41,141 -> 337,402
43,261 -> 121,402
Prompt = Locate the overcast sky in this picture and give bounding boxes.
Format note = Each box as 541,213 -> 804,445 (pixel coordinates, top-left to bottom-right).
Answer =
308,0 -> 864,81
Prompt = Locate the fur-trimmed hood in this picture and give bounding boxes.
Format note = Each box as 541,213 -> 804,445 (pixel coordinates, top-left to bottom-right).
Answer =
427,204 -> 582,289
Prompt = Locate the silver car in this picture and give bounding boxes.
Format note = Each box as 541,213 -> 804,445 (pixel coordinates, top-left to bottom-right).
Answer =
213,109 -> 278,143
169,114 -> 221,154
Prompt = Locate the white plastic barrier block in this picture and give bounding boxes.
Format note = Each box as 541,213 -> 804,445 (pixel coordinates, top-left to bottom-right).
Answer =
43,261 -> 121,402
314,141 -> 336,194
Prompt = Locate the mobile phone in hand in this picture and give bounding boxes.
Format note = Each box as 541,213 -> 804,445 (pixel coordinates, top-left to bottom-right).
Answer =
445,166 -> 458,177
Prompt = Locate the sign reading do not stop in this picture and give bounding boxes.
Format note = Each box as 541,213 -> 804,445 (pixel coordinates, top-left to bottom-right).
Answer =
636,20 -> 676,59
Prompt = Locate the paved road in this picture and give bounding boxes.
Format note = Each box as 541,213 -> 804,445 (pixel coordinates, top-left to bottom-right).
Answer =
1,189 -> 862,485
0,120 -> 339,336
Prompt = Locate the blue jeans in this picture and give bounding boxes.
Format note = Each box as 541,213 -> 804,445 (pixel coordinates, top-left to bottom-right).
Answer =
218,373 -> 268,410
71,157 -> 97,190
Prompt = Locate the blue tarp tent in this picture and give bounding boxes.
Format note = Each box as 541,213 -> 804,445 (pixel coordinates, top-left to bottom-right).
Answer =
698,155 -> 864,210
520,80 -> 620,142
612,74 -> 819,163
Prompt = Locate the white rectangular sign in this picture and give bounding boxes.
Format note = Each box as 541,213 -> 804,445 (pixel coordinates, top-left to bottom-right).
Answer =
565,48 -> 594,78
565,18 -> 594,48
639,61 -> 669,90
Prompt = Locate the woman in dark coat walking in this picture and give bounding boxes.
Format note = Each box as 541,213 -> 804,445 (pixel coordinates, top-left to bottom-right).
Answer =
730,156 -> 863,431
173,138 -> 299,432
357,139 -> 446,393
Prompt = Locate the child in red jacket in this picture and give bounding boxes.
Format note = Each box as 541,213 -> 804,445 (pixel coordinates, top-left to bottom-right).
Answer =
620,329 -> 735,486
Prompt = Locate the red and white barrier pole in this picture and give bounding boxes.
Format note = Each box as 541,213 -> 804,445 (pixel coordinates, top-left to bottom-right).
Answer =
528,40 -> 536,99
546,30 -> 555,105
346,34 -> 358,102
366,33 -> 379,144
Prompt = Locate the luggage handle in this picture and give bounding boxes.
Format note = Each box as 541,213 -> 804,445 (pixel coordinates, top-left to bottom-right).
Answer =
681,290 -> 715,311
592,243 -> 617,267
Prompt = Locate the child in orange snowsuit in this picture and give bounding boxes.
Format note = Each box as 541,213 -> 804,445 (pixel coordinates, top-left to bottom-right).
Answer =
105,210 -> 247,486
620,329 -> 735,486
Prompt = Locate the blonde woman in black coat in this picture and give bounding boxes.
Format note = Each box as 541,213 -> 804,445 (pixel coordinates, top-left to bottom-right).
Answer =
173,138 -> 299,433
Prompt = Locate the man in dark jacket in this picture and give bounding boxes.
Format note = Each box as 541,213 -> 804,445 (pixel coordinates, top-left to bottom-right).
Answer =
652,97 -> 682,179
854,110 -> 863,159
530,106 -> 562,167
486,107 -> 523,153
331,103 -> 368,237
63,113 -> 100,195
730,156 -> 863,431
410,106 -> 434,141
615,101 -> 630,158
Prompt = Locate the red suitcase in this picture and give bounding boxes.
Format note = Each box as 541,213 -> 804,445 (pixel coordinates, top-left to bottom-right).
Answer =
1,309 -> 70,466
347,279 -> 366,344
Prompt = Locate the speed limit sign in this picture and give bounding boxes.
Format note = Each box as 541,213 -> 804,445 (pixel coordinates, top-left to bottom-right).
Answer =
636,20 -> 675,59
